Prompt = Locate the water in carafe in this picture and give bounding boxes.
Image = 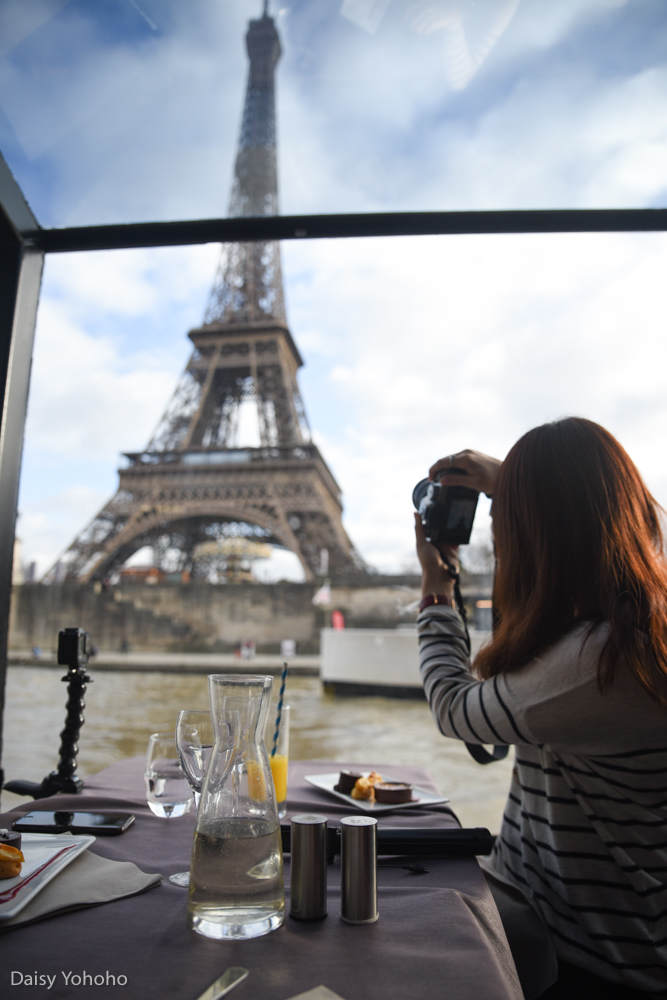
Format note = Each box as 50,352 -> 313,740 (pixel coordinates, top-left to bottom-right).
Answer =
188,674 -> 284,940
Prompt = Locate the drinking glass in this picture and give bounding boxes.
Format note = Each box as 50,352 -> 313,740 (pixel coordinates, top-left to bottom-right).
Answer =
144,733 -> 192,819
169,710 -> 214,887
269,704 -> 290,819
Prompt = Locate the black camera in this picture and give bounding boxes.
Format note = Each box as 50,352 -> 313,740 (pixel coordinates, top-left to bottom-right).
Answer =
413,468 -> 479,546
57,627 -> 91,669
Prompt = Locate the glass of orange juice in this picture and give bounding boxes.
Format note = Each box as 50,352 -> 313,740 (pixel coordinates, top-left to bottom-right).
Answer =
270,704 -> 290,819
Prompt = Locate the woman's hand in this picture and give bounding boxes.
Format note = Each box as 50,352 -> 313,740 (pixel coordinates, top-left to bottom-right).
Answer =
414,514 -> 458,600
429,449 -> 502,498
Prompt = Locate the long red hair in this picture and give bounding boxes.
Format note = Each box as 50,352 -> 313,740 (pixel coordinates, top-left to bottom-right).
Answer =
474,417 -> 667,703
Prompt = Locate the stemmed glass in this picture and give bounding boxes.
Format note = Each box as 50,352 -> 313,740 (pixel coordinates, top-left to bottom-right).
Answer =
168,710 -> 214,887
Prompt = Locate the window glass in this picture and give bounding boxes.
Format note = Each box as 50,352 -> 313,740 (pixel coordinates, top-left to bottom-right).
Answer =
1,0 -> 665,227
16,231 -> 667,584
7,230 -> 667,824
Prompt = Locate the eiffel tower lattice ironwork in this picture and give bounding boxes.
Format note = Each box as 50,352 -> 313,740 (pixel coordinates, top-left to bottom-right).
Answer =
51,5 -> 364,585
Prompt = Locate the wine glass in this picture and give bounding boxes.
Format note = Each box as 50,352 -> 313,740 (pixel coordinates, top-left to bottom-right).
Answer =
168,710 -> 214,887
145,733 -> 193,818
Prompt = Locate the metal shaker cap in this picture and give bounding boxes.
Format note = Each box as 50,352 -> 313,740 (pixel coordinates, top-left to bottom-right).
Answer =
289,814 -> 328,921
340,815 -> 378,924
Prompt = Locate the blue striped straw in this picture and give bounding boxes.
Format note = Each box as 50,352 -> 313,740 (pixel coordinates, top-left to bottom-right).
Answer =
271,661 -> 288,757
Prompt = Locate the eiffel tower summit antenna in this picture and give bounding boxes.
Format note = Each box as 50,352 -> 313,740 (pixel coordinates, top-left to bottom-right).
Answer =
50,7 -> 364,585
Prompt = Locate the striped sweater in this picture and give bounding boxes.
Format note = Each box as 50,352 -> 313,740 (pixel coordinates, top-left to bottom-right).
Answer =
418,606 -> 667,993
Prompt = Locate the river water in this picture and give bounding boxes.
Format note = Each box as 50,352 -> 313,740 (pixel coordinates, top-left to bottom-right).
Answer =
2,667 -> 513,830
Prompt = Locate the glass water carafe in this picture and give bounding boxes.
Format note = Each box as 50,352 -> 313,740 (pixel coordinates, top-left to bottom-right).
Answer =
188,674 -> 285,940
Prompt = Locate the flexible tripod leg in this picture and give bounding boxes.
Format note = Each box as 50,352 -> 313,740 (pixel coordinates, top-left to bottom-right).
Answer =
3,628 -> 92,799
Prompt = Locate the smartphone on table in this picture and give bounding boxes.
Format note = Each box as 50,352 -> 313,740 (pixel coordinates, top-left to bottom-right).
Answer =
12,811 -> 135,836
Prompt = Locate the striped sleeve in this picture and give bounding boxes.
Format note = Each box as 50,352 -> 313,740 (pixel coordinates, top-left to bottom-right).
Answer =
418,606 -> 533,746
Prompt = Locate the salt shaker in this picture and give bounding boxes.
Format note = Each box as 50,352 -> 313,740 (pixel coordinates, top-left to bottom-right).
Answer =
340,815 -> 378,924
290,813 -> 328,921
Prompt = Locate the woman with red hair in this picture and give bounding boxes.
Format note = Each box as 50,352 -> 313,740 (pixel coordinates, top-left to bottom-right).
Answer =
416,418 -> 667,999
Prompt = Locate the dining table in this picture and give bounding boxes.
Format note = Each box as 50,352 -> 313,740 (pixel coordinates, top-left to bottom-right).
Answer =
0,758 -> 522,1000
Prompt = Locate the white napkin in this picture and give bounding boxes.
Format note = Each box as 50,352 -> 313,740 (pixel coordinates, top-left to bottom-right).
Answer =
0,849 -> 161,930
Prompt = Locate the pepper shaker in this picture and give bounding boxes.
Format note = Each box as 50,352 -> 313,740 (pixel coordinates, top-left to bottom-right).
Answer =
340,815 -> 378,924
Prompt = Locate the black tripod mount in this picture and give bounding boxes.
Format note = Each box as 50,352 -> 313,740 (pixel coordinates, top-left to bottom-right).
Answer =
4,627 -> 93,799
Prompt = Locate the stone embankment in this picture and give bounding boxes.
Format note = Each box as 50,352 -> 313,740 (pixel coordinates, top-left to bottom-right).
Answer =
9,574 -> 492,656
8,649 -> 319,675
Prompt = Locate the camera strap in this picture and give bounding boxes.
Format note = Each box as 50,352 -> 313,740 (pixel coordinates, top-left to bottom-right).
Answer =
465,742 -> 509,764
439,554 -> 470,654
441,554 -> 509,766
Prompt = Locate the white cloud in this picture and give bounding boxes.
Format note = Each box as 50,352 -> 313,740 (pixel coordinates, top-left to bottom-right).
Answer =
1,3 -> 250,224
25,245 -> 220,456
18,244 -> 220,572
16,486 -> 110,574
279,1 -> 667,213
282,231 -> 667,570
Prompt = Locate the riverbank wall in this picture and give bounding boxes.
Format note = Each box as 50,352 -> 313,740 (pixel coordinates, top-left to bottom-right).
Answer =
8,574 -> 491,655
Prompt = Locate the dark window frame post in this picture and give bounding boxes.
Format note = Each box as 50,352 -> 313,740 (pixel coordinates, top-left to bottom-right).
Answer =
0,158 -> 44,800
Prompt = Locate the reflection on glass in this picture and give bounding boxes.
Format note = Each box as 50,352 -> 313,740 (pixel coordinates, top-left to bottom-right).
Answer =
0,0 -> 665,226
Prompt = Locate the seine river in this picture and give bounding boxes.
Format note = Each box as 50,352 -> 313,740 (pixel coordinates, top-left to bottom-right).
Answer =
2,667 -> 513,831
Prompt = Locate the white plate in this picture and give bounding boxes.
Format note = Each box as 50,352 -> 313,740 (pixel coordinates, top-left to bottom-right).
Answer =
304,772 -> 449,814
0,833 -> 95,921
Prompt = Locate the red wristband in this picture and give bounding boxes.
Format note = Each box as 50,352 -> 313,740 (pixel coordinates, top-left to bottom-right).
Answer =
418,593 -> 453,613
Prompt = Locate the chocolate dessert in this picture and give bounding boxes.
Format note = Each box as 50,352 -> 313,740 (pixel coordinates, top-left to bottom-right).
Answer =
334,770 -> 362,795
0,827 -> 21,851
373,782 -> 414,804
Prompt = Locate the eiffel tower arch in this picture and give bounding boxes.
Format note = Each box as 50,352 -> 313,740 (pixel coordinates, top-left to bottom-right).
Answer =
49,5 -> 364,585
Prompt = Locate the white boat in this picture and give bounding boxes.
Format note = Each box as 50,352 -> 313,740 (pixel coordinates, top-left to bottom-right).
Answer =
320,626 -> 492,697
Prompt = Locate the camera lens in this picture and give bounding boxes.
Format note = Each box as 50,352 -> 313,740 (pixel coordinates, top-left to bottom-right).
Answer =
412,478 -> 433,511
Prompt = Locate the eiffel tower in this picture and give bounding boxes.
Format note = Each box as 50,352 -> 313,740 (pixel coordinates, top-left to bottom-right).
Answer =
51,4 -> 364,585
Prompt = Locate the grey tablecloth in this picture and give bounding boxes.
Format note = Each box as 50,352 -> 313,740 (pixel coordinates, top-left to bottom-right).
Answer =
0,759 -> 522,1000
